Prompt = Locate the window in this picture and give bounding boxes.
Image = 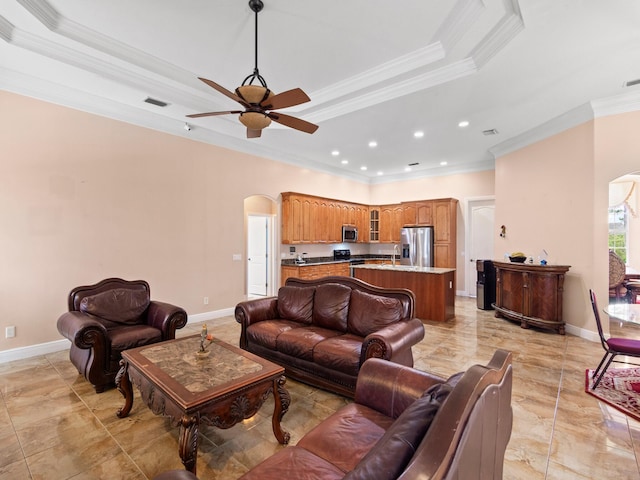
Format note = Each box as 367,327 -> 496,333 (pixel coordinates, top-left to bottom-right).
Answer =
609,205 -> 628,263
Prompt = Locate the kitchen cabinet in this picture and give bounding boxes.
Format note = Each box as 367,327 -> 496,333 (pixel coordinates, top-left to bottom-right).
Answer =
379,204 -> 404,243
433,199 -> 458,269
281,193 -> 457,269
402,202 -> 416,226
281,262 -> 350,286
369,208 -> 380,242
492,261 -> 571,334
281,193 -> 367,244
416,201 -> 433,225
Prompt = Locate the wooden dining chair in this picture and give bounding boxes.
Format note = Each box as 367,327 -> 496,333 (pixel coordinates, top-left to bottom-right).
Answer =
590,289 -> 640,389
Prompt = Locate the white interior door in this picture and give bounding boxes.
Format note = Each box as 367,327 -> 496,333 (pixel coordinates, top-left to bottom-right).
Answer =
248,215 -> 269,296
467,199 -> 495,297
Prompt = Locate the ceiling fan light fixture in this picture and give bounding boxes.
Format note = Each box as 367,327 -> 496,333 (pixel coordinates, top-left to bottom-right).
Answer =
237,85 -> 272,104
239,111 -> 272,130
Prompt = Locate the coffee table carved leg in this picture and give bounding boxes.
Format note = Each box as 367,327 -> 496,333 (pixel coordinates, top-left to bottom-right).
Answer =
272,375 -> 291,445
178,414 -> 199,474
116,360 -> 133,418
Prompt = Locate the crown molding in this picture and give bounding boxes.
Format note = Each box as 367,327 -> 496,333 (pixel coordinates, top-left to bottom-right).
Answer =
0,16 -> 15,42
489,102 -> 595,159
469,0 -> 524,68
369,157 -> 495,185
306,58 -> 478,123
489,89 -> 640,159
307,42 -> 446,107
434,0 -> 485,52
592,90 -> 640,118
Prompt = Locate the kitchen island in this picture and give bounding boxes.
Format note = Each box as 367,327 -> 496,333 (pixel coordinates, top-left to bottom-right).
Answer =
352,264 -> 455,322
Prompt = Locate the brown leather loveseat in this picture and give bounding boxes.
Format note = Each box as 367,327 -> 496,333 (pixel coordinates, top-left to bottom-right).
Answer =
235,276 -> 425,397
154,349 -> 513,480
57,277 -> 188,392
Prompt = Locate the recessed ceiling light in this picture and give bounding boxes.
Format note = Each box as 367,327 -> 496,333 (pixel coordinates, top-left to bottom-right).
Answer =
341,159 -> 348,165
440,161 -> 448,166
458,120 -> 469,128
368,141 -> 377,148
360,166 -> 367,171
377,171 -> 384,176
405,166 -> 412,172
413,131 -> 424,138
331,150 -> 340,156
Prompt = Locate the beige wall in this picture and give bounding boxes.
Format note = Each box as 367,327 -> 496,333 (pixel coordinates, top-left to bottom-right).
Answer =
495,110 -> 640,335
0,91 -> 372,352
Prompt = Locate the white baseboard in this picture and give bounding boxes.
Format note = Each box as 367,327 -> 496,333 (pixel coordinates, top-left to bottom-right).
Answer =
0,308 -> 236,365
0,339 -> 71,364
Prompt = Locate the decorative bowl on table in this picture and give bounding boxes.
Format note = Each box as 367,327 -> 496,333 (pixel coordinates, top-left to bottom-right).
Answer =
509,256 -> 527,263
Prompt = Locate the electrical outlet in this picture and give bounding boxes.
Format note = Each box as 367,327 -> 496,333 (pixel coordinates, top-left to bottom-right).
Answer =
203,297 -> 209,305
6,326 -> 16,338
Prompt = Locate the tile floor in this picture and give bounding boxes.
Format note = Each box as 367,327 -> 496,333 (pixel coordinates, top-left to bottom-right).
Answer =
1,296 -> 640,479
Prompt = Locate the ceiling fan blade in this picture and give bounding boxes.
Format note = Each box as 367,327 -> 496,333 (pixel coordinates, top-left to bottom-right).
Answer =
247,128 -> 262,139
262,88 -> 311,110
186,110 -> 242,118
268,112 -> 319,134
198,77 -> 249,107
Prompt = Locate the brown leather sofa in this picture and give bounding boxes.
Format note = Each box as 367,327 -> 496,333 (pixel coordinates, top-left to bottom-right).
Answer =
234,276 -> 425,397
57,278 -> 187,393
153,349 -> 513,480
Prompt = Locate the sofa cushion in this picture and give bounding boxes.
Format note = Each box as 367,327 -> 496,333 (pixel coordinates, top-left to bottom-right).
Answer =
109,325 -> 162,354
343,381 -> 454,480
297,403 -> 395,473
79,288 -> 150,324
313,333 -> 363,376
246,320 -> 304,350
347,290 -> 402,337
276,326 -> 342,361
277,286 -> 315,324
237,446 -> 345,480
312,283 -> 351,332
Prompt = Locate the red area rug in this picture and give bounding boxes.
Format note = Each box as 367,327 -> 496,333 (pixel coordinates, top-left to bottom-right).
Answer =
585,368 -> 640,422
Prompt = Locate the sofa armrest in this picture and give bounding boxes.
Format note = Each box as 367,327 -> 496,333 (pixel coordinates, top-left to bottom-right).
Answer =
146,301 -> 188,340
235,297 -> 279,326
355,358 -> 445,419
56,311 -> 109,350
360,318 -> 425,364
235,297 -> 279,349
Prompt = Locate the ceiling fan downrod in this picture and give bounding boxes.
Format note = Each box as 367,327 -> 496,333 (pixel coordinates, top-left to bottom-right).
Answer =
242,0 -> 267,88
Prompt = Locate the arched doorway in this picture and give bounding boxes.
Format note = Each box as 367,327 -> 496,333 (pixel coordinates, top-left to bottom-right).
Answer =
608,172 -> 640,303
244,195 -> 278,298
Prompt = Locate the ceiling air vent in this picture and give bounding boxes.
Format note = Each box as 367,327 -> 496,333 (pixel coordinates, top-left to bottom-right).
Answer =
482,129 -> 499,136
625,78 -> 640,88
408,162 -> 420,166
144,97 -> 169,107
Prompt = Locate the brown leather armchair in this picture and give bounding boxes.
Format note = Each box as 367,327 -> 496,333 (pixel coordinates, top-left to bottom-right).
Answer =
57,278 -> 187,393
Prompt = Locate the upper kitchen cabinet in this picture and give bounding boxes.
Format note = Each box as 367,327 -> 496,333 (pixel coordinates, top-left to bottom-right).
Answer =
416,201 -> 434,225
369,207 -> 380,242
281,192 -> 368,244
379,204 -> 404,243
400,201 -> 433,226
401,202 -> 417,226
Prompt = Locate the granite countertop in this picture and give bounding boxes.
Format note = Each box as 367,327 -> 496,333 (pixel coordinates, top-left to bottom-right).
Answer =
282,256 -> 392,266
351,264 -> 455,274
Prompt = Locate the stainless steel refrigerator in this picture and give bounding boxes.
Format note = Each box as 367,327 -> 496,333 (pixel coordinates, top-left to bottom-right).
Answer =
400,226 -> 434,267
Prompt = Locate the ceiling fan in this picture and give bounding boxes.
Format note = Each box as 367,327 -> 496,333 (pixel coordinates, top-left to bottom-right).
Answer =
187,0 -> 319,139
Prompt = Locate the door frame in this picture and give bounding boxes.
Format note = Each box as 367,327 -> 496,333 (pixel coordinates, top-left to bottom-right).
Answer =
465,196 -> 496,297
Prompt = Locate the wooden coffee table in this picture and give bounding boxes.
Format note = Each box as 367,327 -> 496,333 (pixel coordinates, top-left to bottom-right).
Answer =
115,334 -> 290,475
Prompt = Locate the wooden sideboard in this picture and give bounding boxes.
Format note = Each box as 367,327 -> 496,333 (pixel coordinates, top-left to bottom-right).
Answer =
492,261 -> 571,335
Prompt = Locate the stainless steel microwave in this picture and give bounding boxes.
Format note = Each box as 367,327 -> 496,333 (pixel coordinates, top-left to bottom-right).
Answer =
342,225 -> 358,243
